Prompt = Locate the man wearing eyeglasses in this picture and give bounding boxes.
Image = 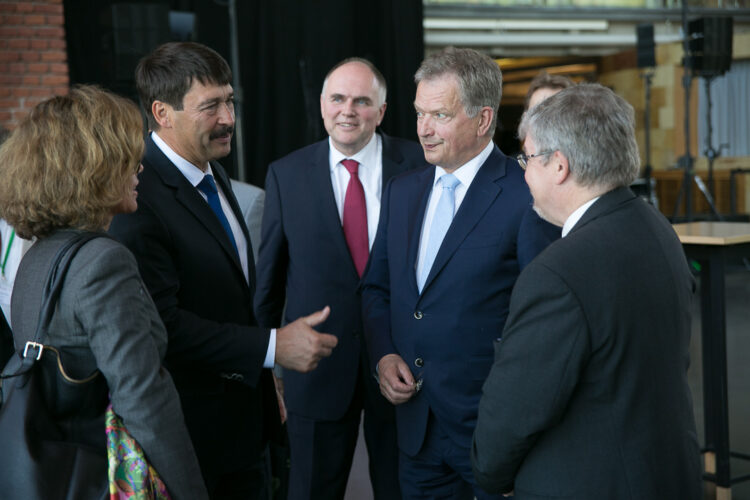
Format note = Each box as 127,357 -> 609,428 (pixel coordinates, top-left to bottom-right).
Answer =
361,47 -> 558,499
472,83 -> 701,499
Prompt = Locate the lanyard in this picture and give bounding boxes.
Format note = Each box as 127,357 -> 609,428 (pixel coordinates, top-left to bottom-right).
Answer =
1,228 -> 15,277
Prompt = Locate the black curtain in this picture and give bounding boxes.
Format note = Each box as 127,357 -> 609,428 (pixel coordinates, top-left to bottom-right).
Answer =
64,0 -> 424,187
197,0 -> 424,185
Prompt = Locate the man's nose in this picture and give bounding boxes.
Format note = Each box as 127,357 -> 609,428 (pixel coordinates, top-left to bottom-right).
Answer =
417,116 -> 433,137
219,101 -> 235,125
342,98 -> 355,115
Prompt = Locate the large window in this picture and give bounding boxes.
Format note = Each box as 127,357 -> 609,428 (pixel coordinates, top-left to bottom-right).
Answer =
698,60 -> 750,158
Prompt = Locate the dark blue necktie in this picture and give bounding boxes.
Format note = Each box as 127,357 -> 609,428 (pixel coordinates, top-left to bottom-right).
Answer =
197,174 -> 239,256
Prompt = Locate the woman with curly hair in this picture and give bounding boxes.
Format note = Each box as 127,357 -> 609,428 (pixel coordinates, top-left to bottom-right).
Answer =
0,85 -> 208,499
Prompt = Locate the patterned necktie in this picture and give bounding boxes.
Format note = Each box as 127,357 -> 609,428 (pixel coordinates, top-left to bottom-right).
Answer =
197,174 -> 239,256
341,159 -> 368,277
418,173 -> 460,292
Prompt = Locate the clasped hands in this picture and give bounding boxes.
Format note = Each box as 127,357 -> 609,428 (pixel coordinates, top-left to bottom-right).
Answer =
377,354 -> 418,405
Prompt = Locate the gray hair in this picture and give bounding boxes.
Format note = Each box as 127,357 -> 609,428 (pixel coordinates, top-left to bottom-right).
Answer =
414,47 -> 503,135
321,57 -> 387,107
518,83 -> 640,190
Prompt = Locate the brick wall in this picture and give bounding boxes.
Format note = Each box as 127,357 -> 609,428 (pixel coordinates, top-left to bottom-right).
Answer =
0,0 -> 68,132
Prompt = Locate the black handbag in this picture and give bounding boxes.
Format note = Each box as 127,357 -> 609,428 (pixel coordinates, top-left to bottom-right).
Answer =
0,231 -> 109,500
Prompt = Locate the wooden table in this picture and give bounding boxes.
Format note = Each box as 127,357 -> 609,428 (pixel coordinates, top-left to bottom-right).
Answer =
673,222 -> 750,500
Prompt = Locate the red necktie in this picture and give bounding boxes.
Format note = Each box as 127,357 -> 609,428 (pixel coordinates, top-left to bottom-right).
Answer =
341,159 -> 368,277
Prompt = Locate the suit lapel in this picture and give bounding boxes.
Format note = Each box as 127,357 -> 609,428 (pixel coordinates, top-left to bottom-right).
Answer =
382,132 -> 432,294
420,146 -> 505,294
212,162 -> 255,290
406,167 -> 436,295
144,137 -> 245,277
569,187 -> 636,236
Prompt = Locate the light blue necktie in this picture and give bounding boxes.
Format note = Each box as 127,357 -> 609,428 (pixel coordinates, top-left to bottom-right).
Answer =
197,174 -> 239,256
418,173 -> 460,292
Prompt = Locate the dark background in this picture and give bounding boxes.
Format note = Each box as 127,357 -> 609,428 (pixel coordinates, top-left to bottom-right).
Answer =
63,0 -> 424,187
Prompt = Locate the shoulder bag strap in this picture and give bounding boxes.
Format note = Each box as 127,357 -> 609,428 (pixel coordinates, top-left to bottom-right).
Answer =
2,231 -> 103,378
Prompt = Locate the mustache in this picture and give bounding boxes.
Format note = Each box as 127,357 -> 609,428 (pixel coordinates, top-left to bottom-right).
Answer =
209,126 -> 234,140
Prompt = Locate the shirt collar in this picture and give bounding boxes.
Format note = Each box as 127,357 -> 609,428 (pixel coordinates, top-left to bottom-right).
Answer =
329,133 -> 379,172
151,131 -> 213,188
432,140 -> 494,189
562,196 -> 600,237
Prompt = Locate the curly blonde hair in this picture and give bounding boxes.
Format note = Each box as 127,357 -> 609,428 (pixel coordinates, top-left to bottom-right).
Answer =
0,85 -> 144,239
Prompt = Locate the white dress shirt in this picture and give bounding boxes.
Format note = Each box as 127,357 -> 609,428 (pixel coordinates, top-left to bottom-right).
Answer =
416,140 -> 494,282
0,220 -> 34,327
151,132 -> 276,368
562,196 -> 600,237
328,133 -> 383,250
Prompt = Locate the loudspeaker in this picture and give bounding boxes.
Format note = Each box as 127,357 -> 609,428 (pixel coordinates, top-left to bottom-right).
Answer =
636,24 -> 656,68
687,17 -> 733,76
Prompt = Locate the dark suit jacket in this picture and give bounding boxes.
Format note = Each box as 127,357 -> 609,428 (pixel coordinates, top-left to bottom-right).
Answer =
471,187 -> 702,499
254,133 -> 426,420
362,145 -> 558,456
109,136 -> 279,483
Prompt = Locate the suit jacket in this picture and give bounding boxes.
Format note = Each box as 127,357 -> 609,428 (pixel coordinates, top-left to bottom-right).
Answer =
230,179 -> 265,262
11,230 -> 208,500
471,188 -> 702,499
361,144 -> 558,456
109,136 -> 279,482
254,133 -> 426,420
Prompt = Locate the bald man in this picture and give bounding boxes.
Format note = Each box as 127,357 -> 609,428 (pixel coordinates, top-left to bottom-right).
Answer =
255,58 -> 426,499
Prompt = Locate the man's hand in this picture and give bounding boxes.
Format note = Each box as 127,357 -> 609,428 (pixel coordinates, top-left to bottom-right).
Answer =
272,374 -> 287,424
377,354 -> 417,405
275,306 -> 338,373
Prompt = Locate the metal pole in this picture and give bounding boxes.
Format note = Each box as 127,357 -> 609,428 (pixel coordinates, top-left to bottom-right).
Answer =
704,77 -> 716,198
680,0 -> 694,222
227,0 -> 246,182
641,70 -> 657,207
644,72 -> 652,173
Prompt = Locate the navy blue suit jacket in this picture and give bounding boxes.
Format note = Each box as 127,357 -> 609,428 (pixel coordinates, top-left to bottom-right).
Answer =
254,133 -> 427,420
361,144 -> 559,456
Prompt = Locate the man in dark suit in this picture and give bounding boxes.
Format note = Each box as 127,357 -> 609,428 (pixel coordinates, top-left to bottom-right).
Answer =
361,47 -> 558,499
109,42 -> 338,499
471,83 -> 702,499
254,58 -> 425,500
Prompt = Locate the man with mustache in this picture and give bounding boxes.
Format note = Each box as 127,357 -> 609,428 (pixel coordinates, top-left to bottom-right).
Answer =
110,42 -> 338,499
361,47 -> 559,499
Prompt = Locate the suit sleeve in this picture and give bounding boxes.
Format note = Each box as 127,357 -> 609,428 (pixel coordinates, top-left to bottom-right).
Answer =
253,165 -> 288,329
471,261 -> 589,493
109,199 -> 270,387
361,178 -> 397,369
75,244 -> 209,500
516,206 -> 561,270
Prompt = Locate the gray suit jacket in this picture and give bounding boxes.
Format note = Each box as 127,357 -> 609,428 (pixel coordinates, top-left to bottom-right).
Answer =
230,179 -> 265,262
11,230 -> 208,500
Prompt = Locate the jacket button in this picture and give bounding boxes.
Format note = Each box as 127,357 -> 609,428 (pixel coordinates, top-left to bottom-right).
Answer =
414,311 -> 423,320
414,357 -> 424,368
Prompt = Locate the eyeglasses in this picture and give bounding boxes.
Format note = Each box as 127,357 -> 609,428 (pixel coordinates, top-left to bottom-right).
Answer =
517,151 -> 554,170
